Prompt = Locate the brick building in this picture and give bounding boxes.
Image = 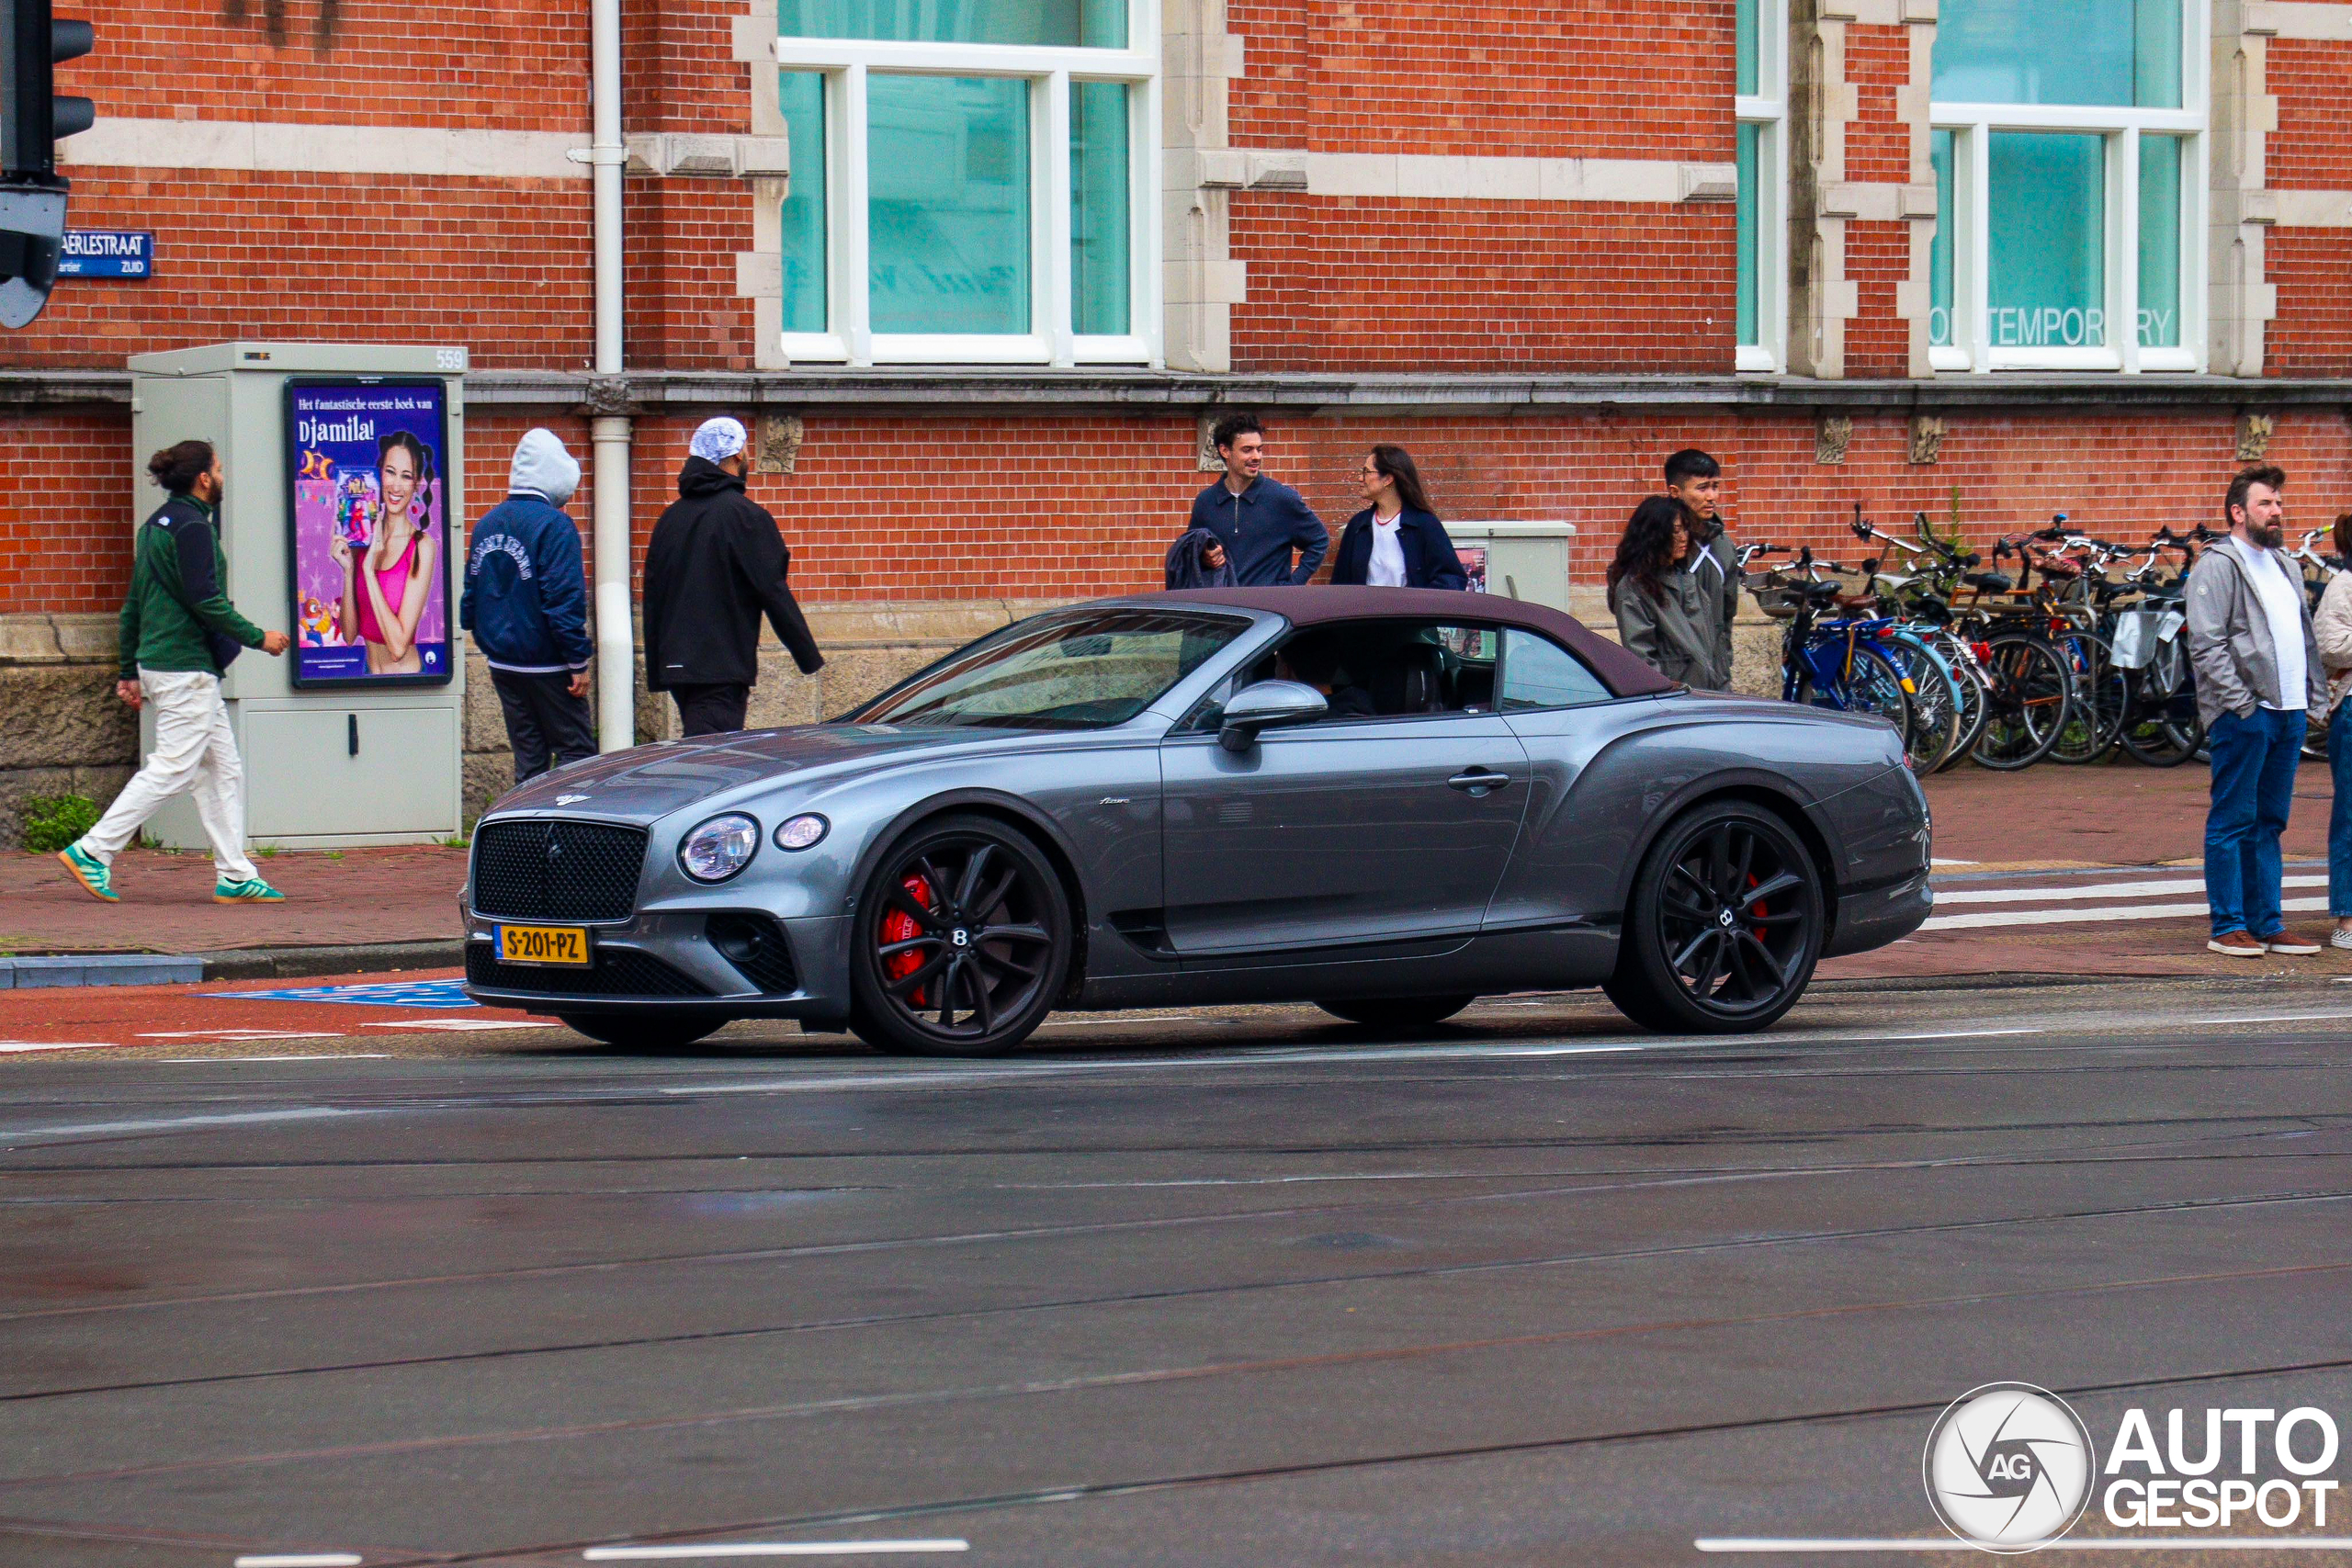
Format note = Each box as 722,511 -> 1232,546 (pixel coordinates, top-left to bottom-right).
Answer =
4,0 -> 2351,829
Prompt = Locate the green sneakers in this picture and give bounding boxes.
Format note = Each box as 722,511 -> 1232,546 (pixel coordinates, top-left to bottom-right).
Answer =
214,876 -> 285,905
57,843 -> 118,902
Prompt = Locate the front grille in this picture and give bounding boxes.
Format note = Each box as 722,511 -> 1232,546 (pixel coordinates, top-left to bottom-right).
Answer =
471,818 -> 647,921
466,942 -> 711,998
707,913 -> 798,994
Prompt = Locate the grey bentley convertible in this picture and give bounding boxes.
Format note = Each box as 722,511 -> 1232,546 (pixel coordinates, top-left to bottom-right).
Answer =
462,588 -> 1932,1054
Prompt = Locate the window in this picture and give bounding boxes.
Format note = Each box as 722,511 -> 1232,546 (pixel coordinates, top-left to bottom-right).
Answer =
855,608 -> 1247,731
1928,0 -> 2202,372
1498,631 -> 1613,712
1736,0 -> 1788,372
775,2 -> 1157,366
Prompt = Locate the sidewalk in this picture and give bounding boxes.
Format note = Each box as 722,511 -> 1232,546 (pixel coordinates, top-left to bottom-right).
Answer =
2,759 -> 2341,982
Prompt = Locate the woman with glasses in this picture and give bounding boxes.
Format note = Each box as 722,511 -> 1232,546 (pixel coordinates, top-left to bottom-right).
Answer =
1329,444 -> 1468,590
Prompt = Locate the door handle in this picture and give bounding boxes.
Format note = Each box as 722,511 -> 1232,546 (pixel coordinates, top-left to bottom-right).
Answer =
1448,767 -> 1512,793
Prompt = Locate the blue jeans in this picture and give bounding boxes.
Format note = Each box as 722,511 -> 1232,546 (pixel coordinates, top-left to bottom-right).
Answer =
2331,698 -> 2352,917
2206,705 -> 2304,939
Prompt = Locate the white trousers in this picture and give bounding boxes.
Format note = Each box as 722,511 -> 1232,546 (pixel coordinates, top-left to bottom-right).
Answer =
81,668 -> 256,883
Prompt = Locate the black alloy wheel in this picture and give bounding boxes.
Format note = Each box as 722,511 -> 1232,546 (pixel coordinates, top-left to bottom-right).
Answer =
1605,801 -> 1824,1034
558,1011 -> 728,1051
1315,995 -> 1477,1029
848,814 -> 1072,1057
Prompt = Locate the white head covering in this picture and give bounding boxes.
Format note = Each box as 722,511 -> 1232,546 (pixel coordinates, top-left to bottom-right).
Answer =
508,428 -> 580,505
690,417 -> 748,465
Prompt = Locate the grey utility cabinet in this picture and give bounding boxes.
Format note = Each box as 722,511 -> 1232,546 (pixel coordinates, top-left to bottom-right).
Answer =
126,342 -> 470,849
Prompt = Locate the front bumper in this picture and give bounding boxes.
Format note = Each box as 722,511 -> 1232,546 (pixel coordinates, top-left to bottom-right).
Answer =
460,908 -> 854,1020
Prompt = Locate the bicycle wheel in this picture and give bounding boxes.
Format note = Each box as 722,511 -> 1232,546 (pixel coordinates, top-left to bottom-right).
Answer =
1793,640 -> 1916,744
1939,642 -> 1993,770
1973,632 -> 2073,771
2050,630 -> 2127,764
1882,634 -> 1962,775
2117,637 -> 2200,767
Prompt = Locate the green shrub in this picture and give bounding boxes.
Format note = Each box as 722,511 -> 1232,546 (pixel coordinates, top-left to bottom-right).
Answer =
18,794 -> 101,853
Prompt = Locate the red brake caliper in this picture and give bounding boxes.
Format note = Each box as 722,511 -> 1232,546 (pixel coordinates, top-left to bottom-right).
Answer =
1747,873 -> 1768,939
881,874 -> 933,1007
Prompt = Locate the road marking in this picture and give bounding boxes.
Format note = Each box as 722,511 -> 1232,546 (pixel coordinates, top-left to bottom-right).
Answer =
0,1041 -> 120,1054
582,1544 -> 968,1561
1697,1540 -> 2352,1553
358,1019 -> 548,1032
1922,896 -> 2329,931
1879,1028 -> 2043,1042
2193,1010 -> 2352,1026
1933,874 -> 2325,907
233,1555 -> 366,1567
161,1054 -> 394,1064
0,1105 -> 365,1146
136,1029 -> 333,1041
1929,857 -> 1976,865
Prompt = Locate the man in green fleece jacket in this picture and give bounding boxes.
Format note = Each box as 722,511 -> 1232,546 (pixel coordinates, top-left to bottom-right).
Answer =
58,440 -> 292,905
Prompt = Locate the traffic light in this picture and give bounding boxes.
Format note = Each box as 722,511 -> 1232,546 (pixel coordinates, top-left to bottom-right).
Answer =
1,0 -> 94,328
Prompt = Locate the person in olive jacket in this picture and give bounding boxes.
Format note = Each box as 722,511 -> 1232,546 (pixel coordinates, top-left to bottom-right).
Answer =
1329,444 -> 1468,590
58,440 -> 292,906
641,418 -> 824,737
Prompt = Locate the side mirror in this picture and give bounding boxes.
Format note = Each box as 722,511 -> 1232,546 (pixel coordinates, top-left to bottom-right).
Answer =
1217,679 -> 1328,752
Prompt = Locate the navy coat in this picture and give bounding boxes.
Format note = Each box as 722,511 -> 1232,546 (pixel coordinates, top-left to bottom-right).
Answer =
1329,506 -> 1469,591
1187,476 -> 1329,587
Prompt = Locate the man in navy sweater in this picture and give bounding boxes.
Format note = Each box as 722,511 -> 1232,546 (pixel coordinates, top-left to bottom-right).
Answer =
1186,413 -> 1329,586
460,429 -> 596,783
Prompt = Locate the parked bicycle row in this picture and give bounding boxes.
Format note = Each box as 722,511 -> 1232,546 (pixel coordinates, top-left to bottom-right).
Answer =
1737,504 -> 2350,774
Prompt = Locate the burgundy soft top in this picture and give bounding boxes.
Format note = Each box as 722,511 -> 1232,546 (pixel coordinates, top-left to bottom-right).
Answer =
1131,586 -> 1679,700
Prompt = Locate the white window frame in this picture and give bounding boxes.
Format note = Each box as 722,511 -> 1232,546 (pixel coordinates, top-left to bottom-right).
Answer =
1736,0 -> 1789,374
1927,0 -> 2207,374
773,6 -> 1161,368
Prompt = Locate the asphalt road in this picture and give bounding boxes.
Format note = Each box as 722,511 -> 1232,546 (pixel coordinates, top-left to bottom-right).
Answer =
7,978 -> 2352,1566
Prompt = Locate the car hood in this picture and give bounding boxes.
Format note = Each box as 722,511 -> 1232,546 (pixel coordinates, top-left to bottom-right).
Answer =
488,723 -> 1086,820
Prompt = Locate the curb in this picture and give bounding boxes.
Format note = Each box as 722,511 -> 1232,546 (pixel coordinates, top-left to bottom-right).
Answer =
1813,969 -> 2268,994
0,940 -> 463,989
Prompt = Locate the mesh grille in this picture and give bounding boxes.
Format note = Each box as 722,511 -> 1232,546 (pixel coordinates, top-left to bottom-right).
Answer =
466,943 -> 711,998
707,913 -> 798,994
471,819 -> 647,921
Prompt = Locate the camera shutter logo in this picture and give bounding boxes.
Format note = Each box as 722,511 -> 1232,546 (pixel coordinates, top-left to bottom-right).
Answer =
1923,1382 -> 2094,1552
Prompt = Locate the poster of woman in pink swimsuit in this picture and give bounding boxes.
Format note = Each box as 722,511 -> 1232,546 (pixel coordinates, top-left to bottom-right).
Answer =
328,432 -> 440,675
287,381 -> 451,688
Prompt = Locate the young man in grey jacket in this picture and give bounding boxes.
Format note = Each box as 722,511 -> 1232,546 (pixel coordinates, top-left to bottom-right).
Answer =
2186,465 -> 2330,958
1665,448 -> 1739,691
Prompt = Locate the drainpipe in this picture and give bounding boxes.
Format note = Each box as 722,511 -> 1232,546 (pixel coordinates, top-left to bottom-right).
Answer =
588,0 -> 633,751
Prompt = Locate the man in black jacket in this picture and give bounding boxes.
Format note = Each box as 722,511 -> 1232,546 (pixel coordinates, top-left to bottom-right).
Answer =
642,418 -> 824,736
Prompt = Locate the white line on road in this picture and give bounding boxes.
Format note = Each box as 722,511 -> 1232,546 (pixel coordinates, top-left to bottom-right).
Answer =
358,1019 -> 550,1032
1930,857 -> 1976,865
583,1544 -> 968,1561
2193,1010 -> 2352,1026
1923,897 -> 2329,931
161,1054 -> 394,1064
1934,874 -> 2326,906
0,1105 -> 365,1147
1698,1540 -> 2352,1553
0,1041 -> 119,1054
1878,1028 -> 2044,1042
233,1554 -> 366,1567
136,1029 -> 334,1041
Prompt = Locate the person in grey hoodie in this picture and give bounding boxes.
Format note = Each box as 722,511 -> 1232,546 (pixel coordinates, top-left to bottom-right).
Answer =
1608,496 -> 1718,689
459,429 -> 595,783
2186,465 -> 2330,958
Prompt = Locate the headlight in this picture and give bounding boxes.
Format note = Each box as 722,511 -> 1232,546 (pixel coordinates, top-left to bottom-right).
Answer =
775,813 -> 829,851
679,813 -> 759,883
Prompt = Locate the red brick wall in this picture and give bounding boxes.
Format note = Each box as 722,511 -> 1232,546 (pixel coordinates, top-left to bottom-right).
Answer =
2267,230 -> 2352,378
17,172 -> 594,372
0,410 -> 139,615
1229,1 -> 1732,161
1844,220 -> 1912,378
1230,197 -> 1737,373
12,403 -> 2351,620
70,0 -> 589,131
2267,38 -> 2352,192
1844,25 -> 1912,186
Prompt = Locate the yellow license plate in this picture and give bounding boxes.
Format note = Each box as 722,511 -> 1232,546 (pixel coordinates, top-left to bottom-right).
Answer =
497,924 -> 590,965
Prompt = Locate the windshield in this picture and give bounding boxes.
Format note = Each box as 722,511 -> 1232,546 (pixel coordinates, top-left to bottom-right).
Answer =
852,608 -> 1252,731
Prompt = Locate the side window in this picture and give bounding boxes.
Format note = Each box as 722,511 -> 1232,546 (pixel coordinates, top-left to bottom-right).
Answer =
1499,629 -> 1612,712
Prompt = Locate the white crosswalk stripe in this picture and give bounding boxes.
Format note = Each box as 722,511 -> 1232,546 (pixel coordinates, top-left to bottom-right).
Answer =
1922,867 -> 2333,932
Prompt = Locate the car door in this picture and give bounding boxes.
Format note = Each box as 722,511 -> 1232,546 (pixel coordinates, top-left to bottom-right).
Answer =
1159,623 -> 1531,957
1485,626 -> 1651,931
